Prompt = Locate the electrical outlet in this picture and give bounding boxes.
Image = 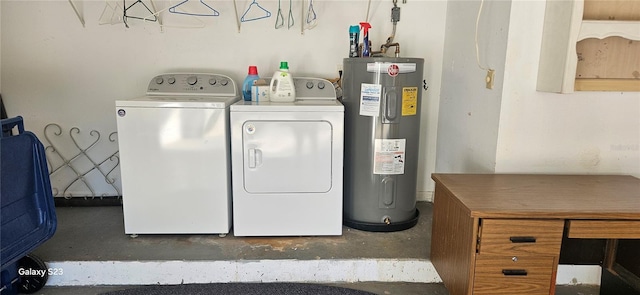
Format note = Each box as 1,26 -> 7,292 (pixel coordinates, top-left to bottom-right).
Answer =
485,69 -> 495,89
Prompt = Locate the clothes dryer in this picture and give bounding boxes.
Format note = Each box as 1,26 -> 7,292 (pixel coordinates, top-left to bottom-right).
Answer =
230,78 -> 344,236
115,73 -> 239,236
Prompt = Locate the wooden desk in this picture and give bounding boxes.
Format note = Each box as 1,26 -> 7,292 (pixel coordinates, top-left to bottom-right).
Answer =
430,174 -> 640,295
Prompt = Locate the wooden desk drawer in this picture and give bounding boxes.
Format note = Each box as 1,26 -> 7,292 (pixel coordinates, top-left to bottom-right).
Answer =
479,219 -> 564,255
473,255 -> 555,295
567,220 -> 640,239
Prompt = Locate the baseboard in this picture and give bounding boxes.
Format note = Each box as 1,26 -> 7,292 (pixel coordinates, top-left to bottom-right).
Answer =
417,191 -> 433,202
556,265 -> 602,285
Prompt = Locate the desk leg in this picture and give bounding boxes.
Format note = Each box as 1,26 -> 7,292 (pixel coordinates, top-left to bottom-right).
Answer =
603,239 -> 618,270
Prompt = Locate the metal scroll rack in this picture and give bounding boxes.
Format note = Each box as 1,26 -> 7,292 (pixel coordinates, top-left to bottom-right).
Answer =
44,124 -> 121,200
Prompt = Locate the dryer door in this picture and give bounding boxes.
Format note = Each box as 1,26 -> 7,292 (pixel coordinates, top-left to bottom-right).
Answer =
242,120 -> 333,193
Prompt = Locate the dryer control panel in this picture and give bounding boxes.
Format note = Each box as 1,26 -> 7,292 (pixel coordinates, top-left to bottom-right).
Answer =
147,73 -> 237,97
293,78 -> 337,100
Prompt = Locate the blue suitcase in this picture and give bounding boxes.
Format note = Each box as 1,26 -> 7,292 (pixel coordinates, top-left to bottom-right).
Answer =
1,116 -> 57,294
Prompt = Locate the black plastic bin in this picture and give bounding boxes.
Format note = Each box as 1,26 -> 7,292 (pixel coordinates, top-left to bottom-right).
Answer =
1,116 -> 57,294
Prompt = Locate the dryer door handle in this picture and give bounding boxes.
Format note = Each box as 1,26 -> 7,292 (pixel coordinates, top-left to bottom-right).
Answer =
247,148 -> 263,168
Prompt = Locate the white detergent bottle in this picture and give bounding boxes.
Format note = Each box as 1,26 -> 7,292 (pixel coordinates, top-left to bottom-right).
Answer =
269,61 -> 296,102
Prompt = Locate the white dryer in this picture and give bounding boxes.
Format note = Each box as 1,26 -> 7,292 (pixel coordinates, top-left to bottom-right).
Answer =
115,73 -> 239,235
230,78 -> 344,236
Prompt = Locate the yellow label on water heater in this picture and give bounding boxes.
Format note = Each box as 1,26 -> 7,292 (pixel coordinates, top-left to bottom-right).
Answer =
402,87 -> 418,116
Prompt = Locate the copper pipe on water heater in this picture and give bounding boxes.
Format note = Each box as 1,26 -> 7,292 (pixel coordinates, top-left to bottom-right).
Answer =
382,43 -> 400,57
371,0 -> 401,57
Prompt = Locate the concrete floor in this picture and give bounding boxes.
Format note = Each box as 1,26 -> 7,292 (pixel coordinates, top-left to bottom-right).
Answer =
33,203 -> 431,261
27,202 -> 600,295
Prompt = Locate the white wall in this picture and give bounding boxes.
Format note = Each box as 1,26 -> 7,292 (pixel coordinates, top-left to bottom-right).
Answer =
1,0 -> 446,197
496,0 -> 640,177
436,0 -> 640,178
435,0 -> 510,173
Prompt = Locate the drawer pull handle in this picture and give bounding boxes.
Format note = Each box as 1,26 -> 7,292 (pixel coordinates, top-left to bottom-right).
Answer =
502,269 -> 528,276
510,236 -> 536,243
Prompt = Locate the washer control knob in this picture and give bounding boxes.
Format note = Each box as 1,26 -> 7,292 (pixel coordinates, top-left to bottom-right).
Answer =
220,79 -> 229,86
306,81 -> 314,89
186,76 -> 198,85
209,79 -> 217,85
155,77 -> 164,84
168,77 -> 176,84
317,81 -> 326,89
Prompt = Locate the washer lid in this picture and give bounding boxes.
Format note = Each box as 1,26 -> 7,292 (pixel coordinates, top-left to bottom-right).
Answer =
230,99 -> 343,112
116,95 -> 240,108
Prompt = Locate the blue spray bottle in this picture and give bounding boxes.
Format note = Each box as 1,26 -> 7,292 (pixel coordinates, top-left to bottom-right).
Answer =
359,22 -> 371,57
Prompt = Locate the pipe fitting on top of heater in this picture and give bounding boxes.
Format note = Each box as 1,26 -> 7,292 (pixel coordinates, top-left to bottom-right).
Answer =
378,0 -> 401,57
381,43 -> 400,57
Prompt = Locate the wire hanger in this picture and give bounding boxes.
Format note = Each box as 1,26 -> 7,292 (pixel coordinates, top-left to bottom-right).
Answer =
68,0 -> 86,27
123,0 -> 158,28
233,0 -> 241,32
306,0 -> 317,28
99,0 -> 124,25
169,0 -> 219,17
241,0 -> 271,22
275,0 -> 284,29
300,0 -> 316,34
287,0 -> 295,29
142,0 -> 207,30
276,0 -> 293,29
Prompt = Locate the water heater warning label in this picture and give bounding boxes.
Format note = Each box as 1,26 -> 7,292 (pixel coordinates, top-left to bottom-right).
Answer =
402,87 -> 418,116
359,83 -> 382,117
373,139 -> 406,175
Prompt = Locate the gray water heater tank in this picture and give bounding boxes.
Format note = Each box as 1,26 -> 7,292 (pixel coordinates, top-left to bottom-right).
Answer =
342,57 -> 424,232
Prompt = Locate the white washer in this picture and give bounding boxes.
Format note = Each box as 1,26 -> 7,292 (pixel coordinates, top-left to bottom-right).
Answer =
115,73 -> 239,235
230,78 -> 344,236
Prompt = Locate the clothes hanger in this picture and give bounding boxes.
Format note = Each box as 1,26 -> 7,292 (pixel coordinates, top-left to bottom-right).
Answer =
275,0 -> 284,29
233,0 -> 242,32
142,0 -> 206,30
123,0 -> 157,28
68,0 -> 86,27
306,0 -> 317,29
275,0 -> 294,29
169,0 -> 219,17
287,0 -> 295,29
241,0 -> 271,22
300,0 -> 316,34
99,0 -> 123,25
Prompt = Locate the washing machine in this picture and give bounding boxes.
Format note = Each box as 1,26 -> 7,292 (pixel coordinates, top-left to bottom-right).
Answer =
115,73 -> 239,235
230,77 -> 344,236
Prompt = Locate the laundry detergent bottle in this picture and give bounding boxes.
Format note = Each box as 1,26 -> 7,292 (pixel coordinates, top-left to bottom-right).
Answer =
242,66 -> 260,101
269,61 -> 296,102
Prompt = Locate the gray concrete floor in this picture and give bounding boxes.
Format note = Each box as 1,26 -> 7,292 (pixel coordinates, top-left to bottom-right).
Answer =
33,202 -> 431,261
29,202 -> 599,295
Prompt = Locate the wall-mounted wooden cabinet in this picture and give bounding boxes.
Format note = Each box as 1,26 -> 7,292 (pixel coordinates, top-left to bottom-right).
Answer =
537,0 -> 640,93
